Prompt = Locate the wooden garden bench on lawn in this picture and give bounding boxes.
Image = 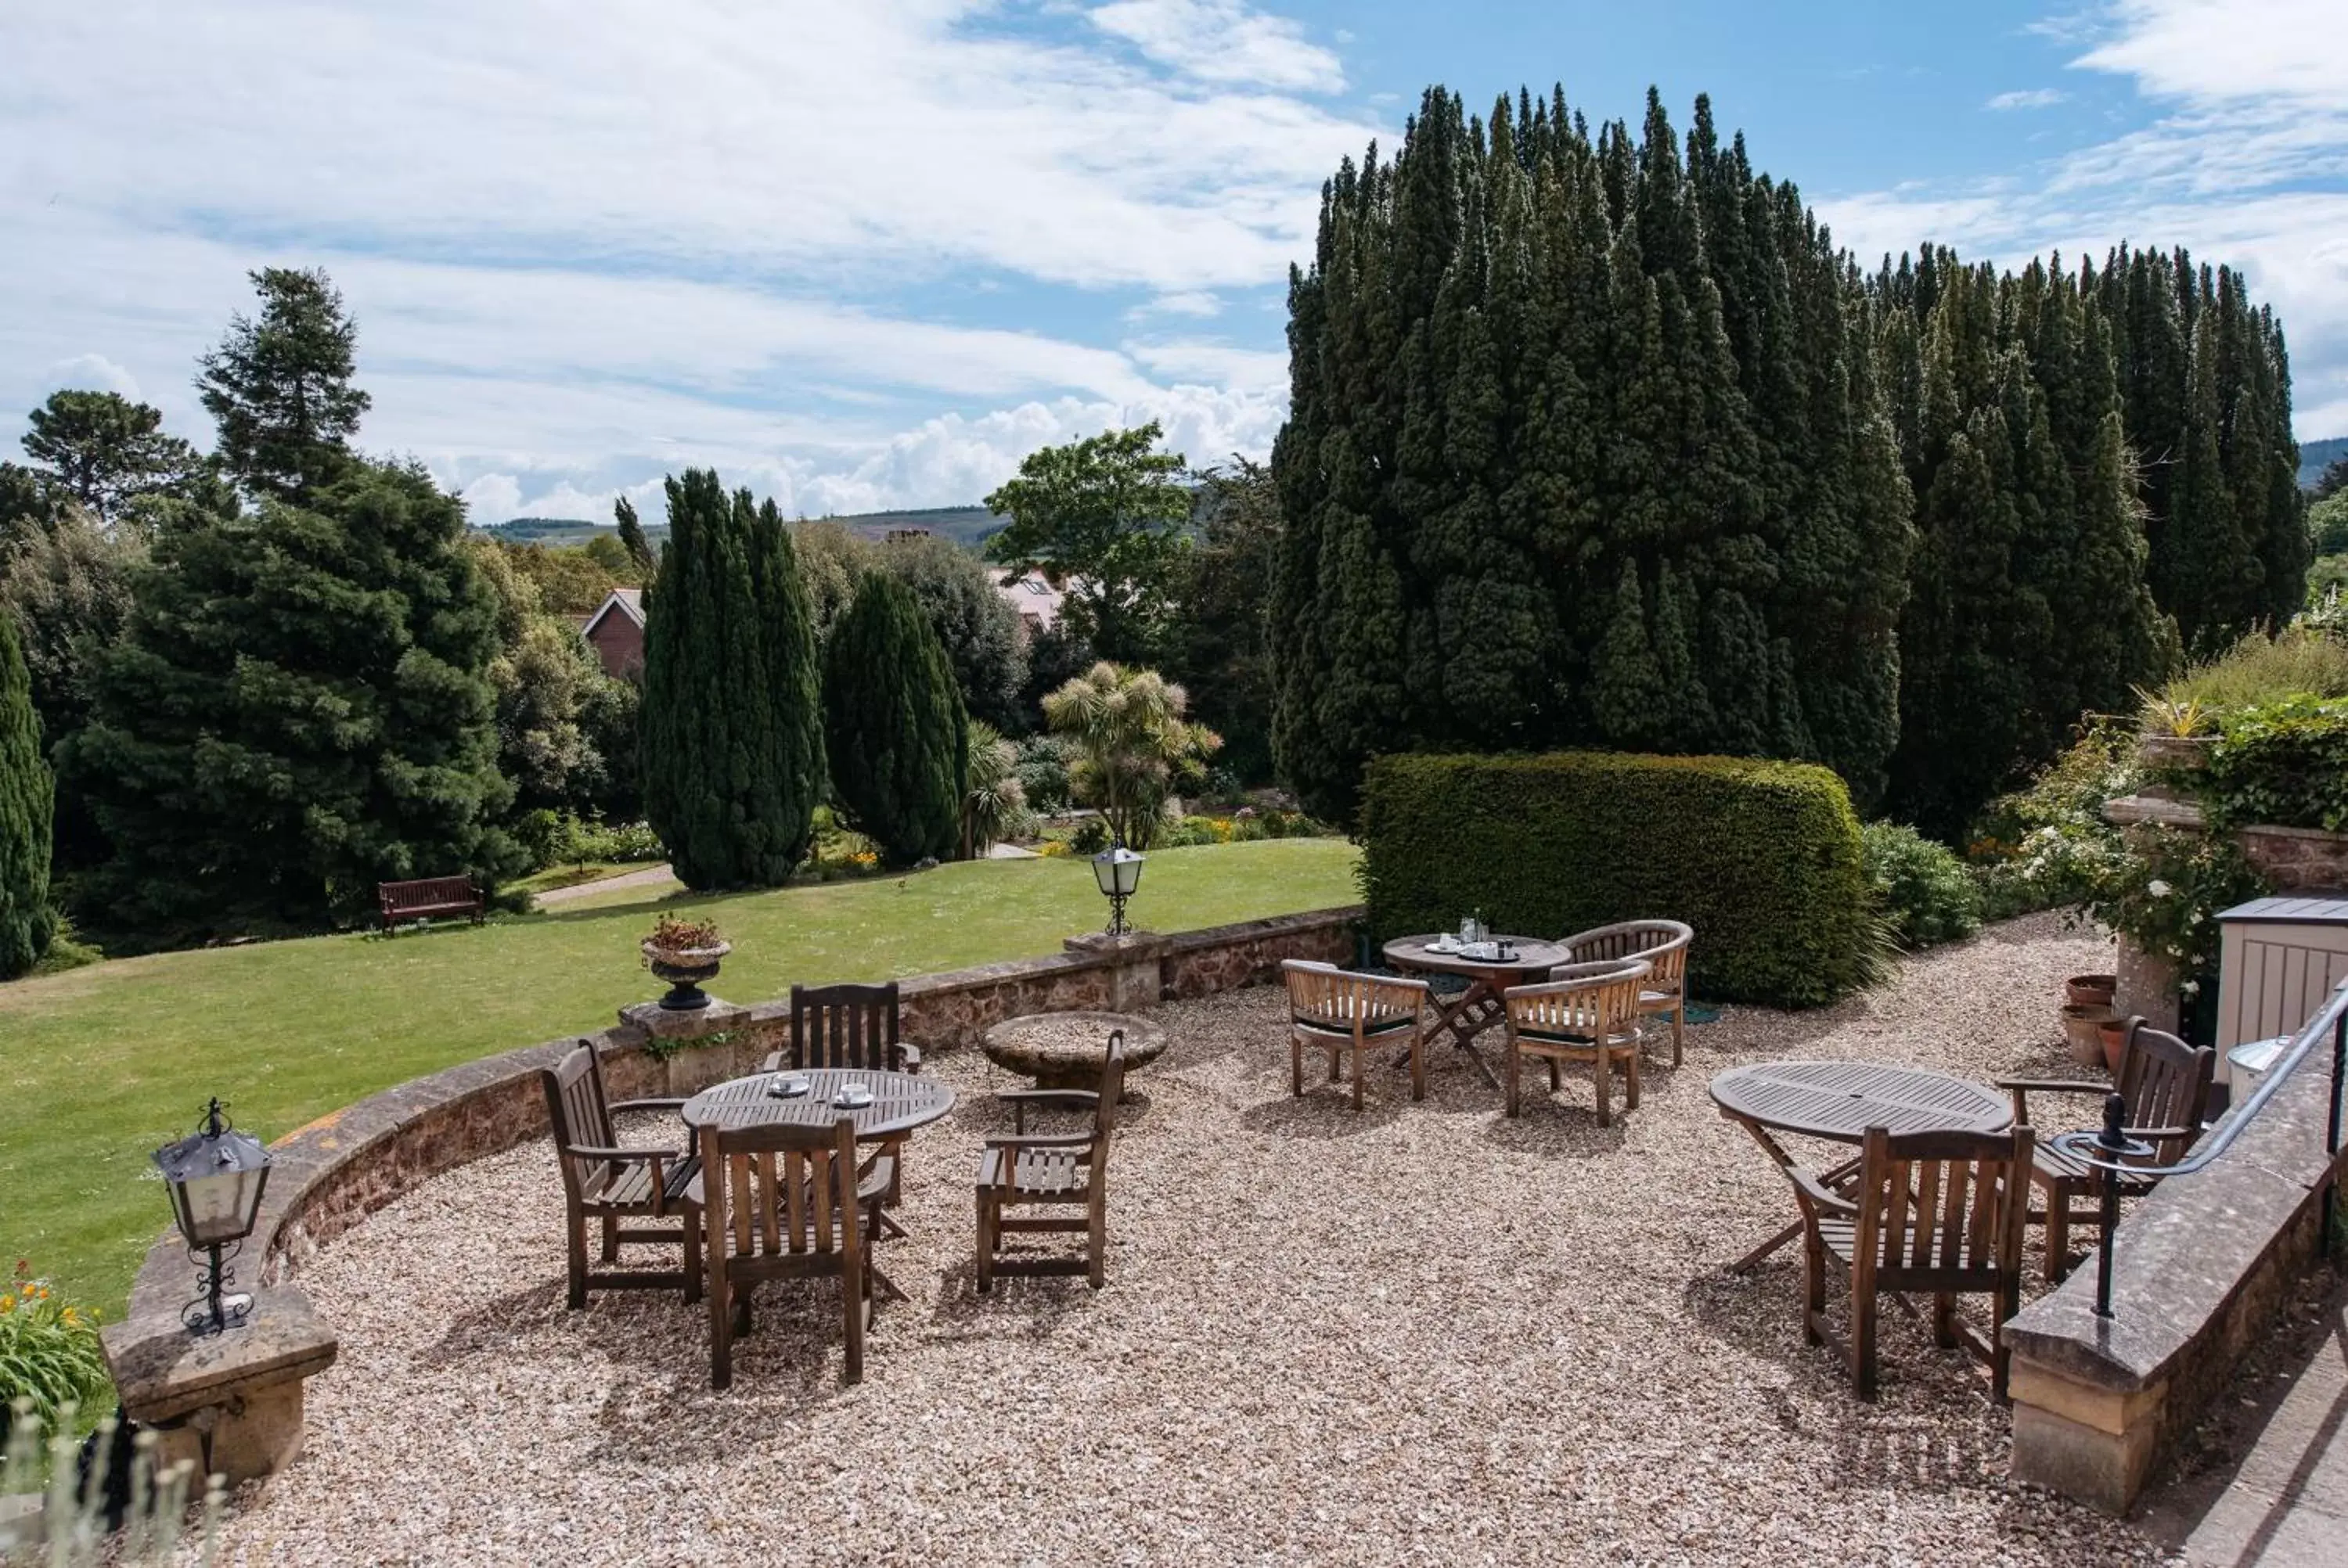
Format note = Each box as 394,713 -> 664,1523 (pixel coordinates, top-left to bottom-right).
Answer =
376,876 -> 485,933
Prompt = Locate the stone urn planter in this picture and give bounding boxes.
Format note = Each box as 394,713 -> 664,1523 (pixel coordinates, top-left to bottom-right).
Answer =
2137,733 -> 2216,773
641,919 -> 730,1012
982,1010 -> 1168,1094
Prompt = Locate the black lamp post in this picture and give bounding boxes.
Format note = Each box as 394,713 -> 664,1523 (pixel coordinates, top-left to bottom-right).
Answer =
153,1099 -> 272,1336
1091,840 -> 1145,937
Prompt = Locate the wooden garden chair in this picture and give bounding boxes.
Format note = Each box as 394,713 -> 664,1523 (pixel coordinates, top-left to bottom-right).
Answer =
1787,1123 -> 2036,1401
1560,919 -> 1693,1065
1281,960 -> 1430,1109
759,980 -> 920,1234
1998,1017 -> 2215,1280
976,1034 -> 1125,1291
693,1112 -> 883,1388
1501,959 -> 1650,1124
539,1042 -> 700,1310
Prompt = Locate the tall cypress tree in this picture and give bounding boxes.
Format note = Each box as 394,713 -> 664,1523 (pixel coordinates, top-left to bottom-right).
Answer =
65,462 -> 518,944
0,606 -> 55,977
823,571 -> 967,866
640,473 -> 822,889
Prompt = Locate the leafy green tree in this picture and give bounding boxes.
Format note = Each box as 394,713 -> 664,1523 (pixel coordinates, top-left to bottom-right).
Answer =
2314,455 -> 2348,502
790,520 -> 880,646
639,473 -> 824,888
0,605 -> 56,977
196,267 -> 372,500
22,390 -> 209,528
613,494 -> 659,577
880,530 -> 1027,733
64,461 -> 520,946
492,538 -> 622,614
466,537 -> 611,815
0,505 -> 142,755
823,570 -> 967,865
1042,661 -> 1219,851
1169,458 -> 1281,782
984,423 -> 1193,663
2310,490 -> 2348,557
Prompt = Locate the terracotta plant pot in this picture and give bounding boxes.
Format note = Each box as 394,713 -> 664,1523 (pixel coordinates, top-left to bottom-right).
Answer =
2096,1016 -> 2130,1074
2065,973 -> 2118,1010
2061,1003 -> 2116,1069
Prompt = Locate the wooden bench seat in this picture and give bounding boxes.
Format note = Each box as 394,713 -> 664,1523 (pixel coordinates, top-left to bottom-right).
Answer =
376,876 -> 485,932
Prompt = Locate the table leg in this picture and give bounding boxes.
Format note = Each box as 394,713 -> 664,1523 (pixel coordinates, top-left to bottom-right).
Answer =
1725,1113 -> 1859,1275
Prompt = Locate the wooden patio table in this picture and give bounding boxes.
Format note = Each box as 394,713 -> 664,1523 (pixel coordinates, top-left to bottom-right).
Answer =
1381,934 -> 1573,1085
1709,1059 -> 2011,1274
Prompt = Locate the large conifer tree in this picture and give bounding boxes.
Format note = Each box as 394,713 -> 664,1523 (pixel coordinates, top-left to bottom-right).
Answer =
639,473 -> 823,889
65,462 -> 518,944
823,572 -> 967,866
0,606 -> 55,977
196,268 -> 372,502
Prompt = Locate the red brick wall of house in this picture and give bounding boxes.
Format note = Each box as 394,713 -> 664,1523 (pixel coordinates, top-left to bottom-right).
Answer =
586,613 -> 643,678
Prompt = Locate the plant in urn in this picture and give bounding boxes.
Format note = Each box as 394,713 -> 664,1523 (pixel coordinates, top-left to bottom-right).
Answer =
641,914 -> 730,1011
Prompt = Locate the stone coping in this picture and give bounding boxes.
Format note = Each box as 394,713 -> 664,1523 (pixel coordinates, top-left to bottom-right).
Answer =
101,1289 -> 337,1424
120,904 -> 1363,1327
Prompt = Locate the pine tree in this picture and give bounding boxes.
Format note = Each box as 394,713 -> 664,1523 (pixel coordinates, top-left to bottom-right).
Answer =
0,605 -> 56,977
823,571 -> 967,866
196,268 -> 371,501
21,390 -> 209,528
639,473 -> 823,889
614,495 -> 658,579
64,462 -> 517,944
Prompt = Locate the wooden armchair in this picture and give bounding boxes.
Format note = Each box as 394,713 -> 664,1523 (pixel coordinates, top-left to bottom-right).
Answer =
1501,959 -> 1650,1124
1561,919 -> 1693,1065
1788,1124 -> 2036,1401
1281,960 -> 1429,1109
1999,1017 -> 2215,1279
539,1042 -> 700,1310
693,1113 -> 882,1388
758,981 -> 921,1073
759,981 -> 920,1231
977,1034 -> 1125,1291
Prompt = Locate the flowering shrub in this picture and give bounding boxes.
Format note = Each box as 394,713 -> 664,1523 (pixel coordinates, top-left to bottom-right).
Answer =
1968,720 -> 2138,922
0,1261 -> 110,1438
2202,695 -> 2348,833
1861,822 -> 1980,948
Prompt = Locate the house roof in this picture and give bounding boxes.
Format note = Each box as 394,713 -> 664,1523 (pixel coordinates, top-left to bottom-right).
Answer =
581,587 -> 644,638
994,571 -> 1064,631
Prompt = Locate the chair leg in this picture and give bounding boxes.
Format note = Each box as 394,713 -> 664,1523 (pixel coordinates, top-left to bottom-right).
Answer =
600,1212 -> 619,1264
1327,1043 -> 1341,1083
1852,1282 -> 1879,1400
1932,1292 -> 1958,1350
1671,1000 -> 1684,1067
1291,1032 -> 1304,1099
682,1202 -> 704,1305
1594,1051 -> 1612,1127
976,1189 -> 996,1293
565,1207 -> 589,1311
1547,1056 -> 1561,1091
1505,1040 -> 1522,1117
708,1260 -> 732,1390
1087,1193 -> 1107,1290
2044,1181 -> 2071,1282
1350,1039 -> 1364,1111
1993,1278 -> 2019,1403
1802,1235 -> 1825,1345
1410,1028 -> 1425,1102
842,1252 -> 866,1386
1624,1046 -> 1641,1111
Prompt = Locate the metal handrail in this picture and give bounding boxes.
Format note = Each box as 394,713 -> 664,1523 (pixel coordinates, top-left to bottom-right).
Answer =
2050,973 -> 2348,1318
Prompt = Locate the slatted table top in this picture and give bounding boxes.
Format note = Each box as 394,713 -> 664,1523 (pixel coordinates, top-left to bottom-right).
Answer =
680,1069 -> 956,1141
1383,934 -> 1572,978
1709,1059 -> 2010,1142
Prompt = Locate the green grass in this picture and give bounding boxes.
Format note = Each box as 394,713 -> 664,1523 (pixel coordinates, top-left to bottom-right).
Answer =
506,861 -> 636,897
1,838 -> 1359,1318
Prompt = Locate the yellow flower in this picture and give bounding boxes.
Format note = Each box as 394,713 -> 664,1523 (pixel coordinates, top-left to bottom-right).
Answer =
0,1295 -> 14,1313
61,1307 -> 79,1325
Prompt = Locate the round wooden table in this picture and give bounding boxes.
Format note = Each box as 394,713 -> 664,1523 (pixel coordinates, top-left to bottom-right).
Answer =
1381,935 -> 1572,1077
681,1068 -> 956,1139
1709,1059 -> 2010,1273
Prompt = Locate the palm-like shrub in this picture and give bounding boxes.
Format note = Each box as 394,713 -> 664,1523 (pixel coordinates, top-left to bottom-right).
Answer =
1042,662 -> 1220,851
961,721 -> 1029,857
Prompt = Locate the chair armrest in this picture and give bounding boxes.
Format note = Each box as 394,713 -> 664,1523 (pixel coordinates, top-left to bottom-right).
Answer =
564,1143 -> 673,1163
608,1097 -> 689,1115
1788,1167 -> 1858,1217
758,1051 -> 787,1074
982,1132 -> 1097,1154
891,1041 -> 924,1073
1001,1087 -> 1098,1134
1994,1077 -> 2111,1096
2123,1124 -> 2197,1144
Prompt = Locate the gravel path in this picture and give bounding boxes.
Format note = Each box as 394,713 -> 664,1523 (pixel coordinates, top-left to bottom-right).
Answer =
530,864 -> 677,906
211,913 -> 2178,1566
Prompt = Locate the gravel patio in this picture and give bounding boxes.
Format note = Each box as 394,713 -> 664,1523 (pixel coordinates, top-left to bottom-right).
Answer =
209,913 -> 2179,1566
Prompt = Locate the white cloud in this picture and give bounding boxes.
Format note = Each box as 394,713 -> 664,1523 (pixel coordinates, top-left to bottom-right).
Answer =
1131,290 -> 1226,319
1820,0 -> 2348,438
1089,0 -> 1343,92
1985,88 -> 2068,110
38,354 -> 142,401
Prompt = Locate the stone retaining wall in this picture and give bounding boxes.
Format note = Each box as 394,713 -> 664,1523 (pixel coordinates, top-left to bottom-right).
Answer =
113,904 -> 1360,1434
2004,1035 -> 2346,1512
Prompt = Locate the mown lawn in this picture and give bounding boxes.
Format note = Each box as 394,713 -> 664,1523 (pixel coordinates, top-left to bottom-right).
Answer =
1,838 -> 1359,1316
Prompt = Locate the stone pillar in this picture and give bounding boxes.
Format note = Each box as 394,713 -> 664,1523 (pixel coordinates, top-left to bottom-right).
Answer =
1062,930 -> 1170,1011
100,1288 -> 338,1487
617,996 -> 757,1092
2113,935 -> 2181,1035
2006,1358 -> 2170,1514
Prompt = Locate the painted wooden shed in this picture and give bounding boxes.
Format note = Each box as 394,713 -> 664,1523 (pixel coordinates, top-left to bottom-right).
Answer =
2215,894 -> 2348,1082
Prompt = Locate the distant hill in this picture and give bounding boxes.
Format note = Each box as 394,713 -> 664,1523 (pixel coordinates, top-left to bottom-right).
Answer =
2303,437 -> 2347,490
479,505 -> 1007,550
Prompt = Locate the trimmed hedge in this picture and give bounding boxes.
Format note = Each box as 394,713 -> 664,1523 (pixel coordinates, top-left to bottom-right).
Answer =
1359,751 -> 1872,1008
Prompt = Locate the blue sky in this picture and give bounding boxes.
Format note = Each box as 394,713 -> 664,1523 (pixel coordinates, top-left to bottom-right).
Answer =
2,2 -> 2342,524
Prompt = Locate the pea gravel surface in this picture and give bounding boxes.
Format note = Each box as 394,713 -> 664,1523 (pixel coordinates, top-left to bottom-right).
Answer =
210,913 -> 2183,1566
